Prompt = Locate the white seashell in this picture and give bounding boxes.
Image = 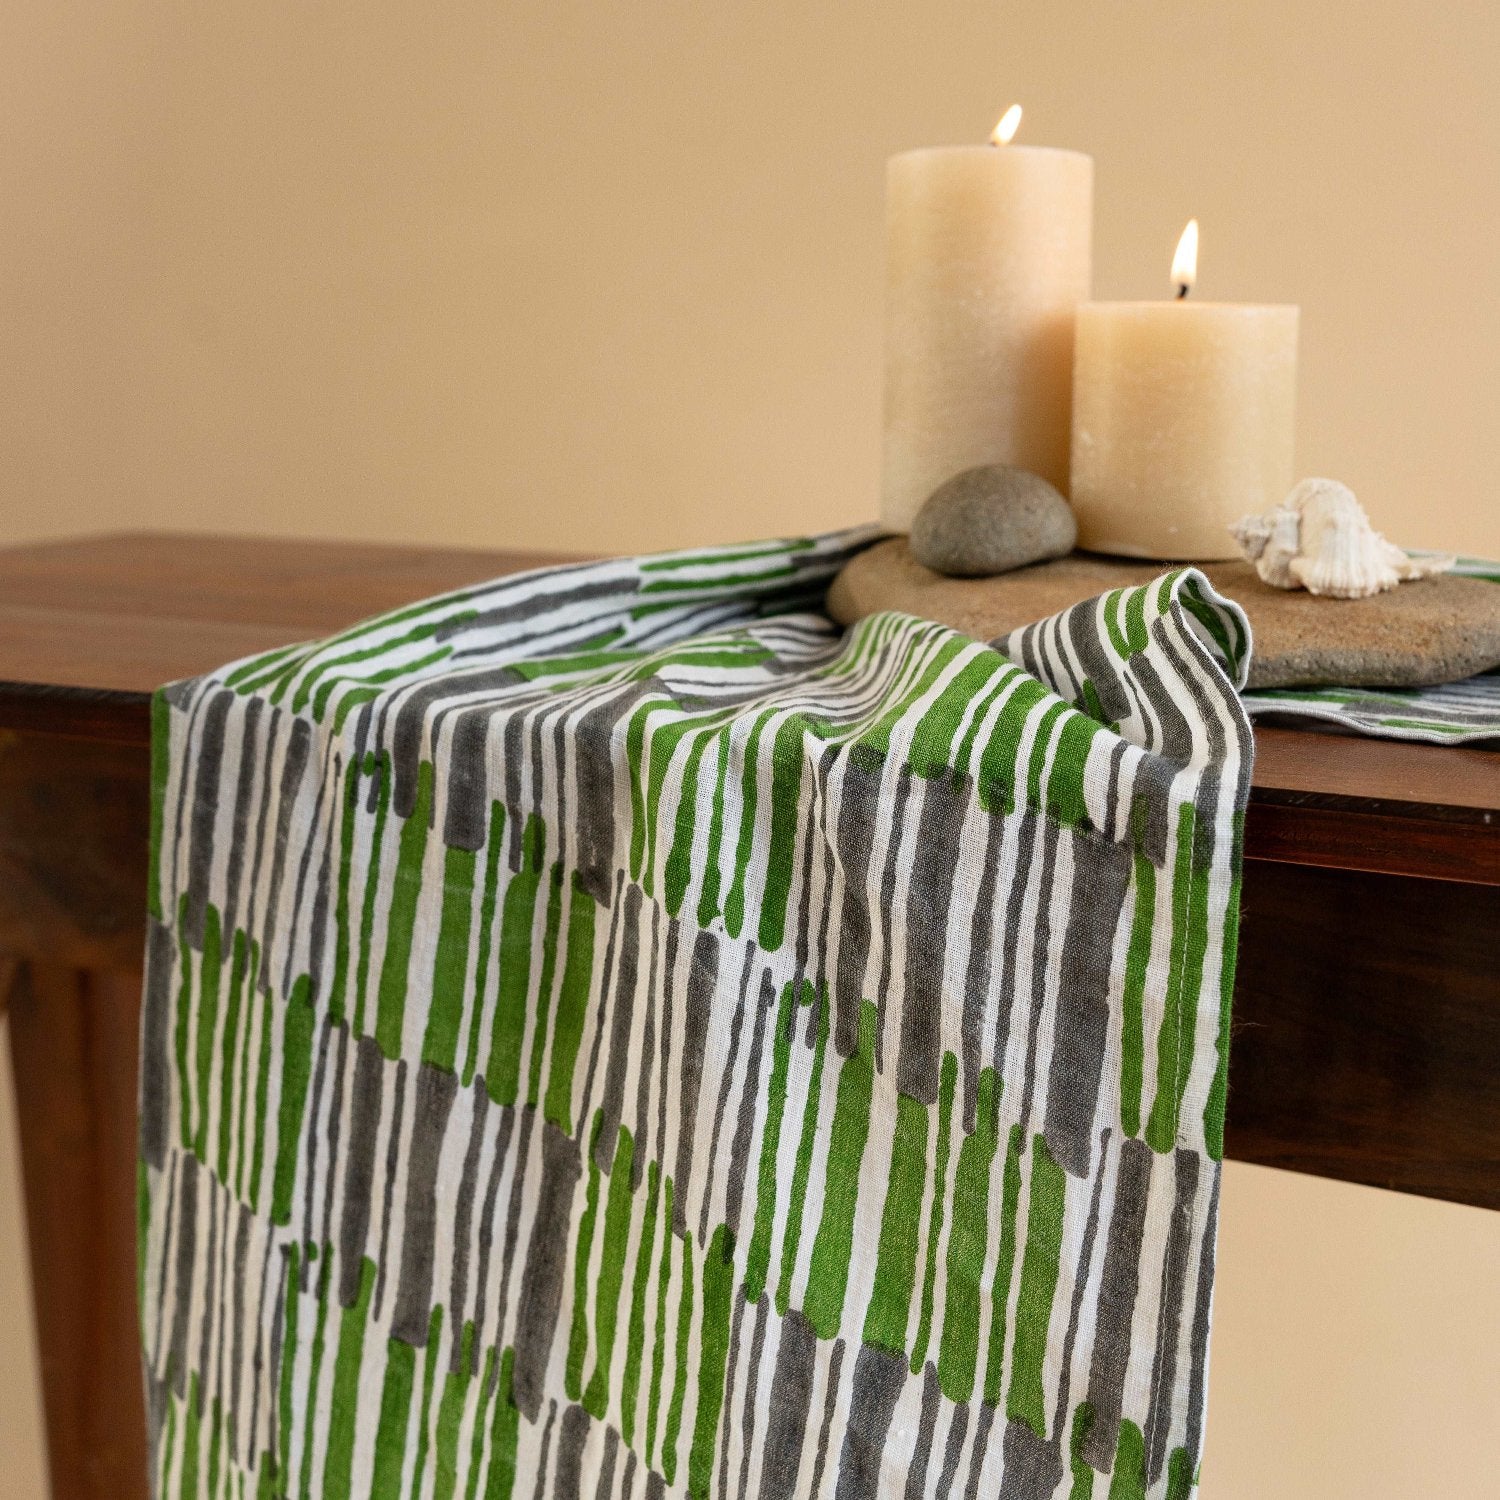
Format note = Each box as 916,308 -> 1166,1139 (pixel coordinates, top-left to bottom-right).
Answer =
1230,478 -> 1454,599
1229,503 -> 1302,589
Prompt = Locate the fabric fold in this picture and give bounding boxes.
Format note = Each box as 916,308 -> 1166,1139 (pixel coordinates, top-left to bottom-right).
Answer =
139,531 -> 1252,1499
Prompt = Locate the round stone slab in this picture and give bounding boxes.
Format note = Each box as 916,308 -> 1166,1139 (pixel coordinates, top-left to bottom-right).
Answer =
827,538 -> 1500,691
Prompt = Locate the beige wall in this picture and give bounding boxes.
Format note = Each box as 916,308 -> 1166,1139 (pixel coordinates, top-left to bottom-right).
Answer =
2,2 -> 1498,556
2,3 -> 1499,1495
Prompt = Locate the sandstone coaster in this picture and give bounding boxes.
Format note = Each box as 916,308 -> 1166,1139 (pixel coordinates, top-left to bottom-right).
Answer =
827,538 -> 1500,691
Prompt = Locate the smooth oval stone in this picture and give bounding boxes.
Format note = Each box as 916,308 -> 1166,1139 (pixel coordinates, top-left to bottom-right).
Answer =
910,465 -> 1078,577
827,538 -> 1500,691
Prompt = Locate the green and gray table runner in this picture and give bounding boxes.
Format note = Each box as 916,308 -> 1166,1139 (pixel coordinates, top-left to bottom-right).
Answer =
139,529 -> 1253,1499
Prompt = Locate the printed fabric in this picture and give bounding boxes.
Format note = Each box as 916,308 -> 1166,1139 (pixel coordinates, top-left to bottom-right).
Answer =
139,530 -> 1253,1499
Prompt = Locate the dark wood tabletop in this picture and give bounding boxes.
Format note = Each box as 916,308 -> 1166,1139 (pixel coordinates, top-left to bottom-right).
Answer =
2,530 -> 1496,879
0,529 -> 1495,1500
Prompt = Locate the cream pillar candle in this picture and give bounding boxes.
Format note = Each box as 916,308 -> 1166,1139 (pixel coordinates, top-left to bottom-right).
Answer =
1070,222 -> 1299,560
880,108 -> 1093,531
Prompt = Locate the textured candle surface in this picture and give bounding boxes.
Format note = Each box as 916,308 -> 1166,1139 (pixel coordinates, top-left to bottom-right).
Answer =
1071,302 -> 1299,560
881,145 -> 1093,530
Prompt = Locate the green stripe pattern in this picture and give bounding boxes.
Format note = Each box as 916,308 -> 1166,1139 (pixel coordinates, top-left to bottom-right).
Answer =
139,530 -> 1251,1498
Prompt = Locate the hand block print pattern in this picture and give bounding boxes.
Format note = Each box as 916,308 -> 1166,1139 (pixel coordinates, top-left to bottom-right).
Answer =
138,531 -> 1253,1499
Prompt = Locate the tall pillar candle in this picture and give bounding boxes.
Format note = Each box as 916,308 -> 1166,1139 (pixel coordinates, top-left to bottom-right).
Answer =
1070,223 -> 1299,560
880,117 -> 1093,531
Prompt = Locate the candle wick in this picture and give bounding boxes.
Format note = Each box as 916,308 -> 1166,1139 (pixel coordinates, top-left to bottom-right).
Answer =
1175,284 -> 1190,300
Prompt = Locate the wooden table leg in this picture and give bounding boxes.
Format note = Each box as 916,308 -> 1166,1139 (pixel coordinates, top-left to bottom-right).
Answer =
6,961 -> 148,1500
0,730 -> 153,1500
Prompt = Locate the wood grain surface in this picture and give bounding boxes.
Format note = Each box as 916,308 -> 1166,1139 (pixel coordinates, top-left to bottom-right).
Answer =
7,960 -> 148,1500
1228,863 -> 1500,1209
0,532 -> 571,741
2,531 -> 1493,880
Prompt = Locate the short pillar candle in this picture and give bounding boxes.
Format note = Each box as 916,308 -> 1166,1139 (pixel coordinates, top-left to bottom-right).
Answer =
1070,223 -> 1299,560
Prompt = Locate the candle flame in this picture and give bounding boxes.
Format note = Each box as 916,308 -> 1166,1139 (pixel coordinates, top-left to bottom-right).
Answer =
1172,219 -> 1199,298
990,104 -> 1022,146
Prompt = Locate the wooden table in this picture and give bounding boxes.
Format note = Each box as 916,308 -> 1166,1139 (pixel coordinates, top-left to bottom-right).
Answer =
1,532 -> 1496,1500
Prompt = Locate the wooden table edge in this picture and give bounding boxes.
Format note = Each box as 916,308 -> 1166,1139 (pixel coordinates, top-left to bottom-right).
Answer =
3,679 -> 1496,884
0,681 -> 153,744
